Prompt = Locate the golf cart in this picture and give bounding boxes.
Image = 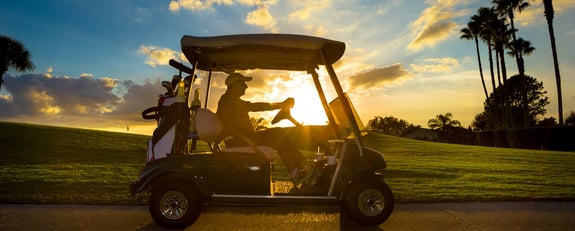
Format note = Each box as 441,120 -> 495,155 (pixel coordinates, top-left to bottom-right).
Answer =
130,34 -> 394,229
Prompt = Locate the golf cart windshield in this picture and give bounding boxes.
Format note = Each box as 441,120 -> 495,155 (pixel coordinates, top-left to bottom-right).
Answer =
180,34 -> 364,141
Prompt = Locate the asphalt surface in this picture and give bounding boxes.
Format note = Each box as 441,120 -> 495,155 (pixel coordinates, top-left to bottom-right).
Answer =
1,201 -> 574,230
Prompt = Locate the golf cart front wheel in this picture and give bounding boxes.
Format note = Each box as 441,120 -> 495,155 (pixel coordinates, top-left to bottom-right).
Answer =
149,184 -> 202,229
342,178 -> 394,226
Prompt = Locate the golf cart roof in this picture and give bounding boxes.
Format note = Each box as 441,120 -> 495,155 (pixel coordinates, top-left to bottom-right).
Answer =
181,34 -> 346,73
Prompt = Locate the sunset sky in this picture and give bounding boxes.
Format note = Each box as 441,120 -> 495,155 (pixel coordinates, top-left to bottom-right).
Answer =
1,0 -> 574,135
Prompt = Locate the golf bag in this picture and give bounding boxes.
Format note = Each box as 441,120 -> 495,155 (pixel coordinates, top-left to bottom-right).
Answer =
141,79 -> 189,162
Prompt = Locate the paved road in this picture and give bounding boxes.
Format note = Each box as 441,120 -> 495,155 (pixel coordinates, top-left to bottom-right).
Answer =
1,201 -> 574,230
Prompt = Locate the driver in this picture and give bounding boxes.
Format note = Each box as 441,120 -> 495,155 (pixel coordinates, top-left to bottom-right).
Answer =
217,73 -> 312,186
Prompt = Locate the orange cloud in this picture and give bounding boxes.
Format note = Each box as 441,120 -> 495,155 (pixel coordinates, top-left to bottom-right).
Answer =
407,0 -> 470,51
245,6 -> 277,32
138,45 -> 186,67
347,63 -> 412,90
288,0 -> 330,21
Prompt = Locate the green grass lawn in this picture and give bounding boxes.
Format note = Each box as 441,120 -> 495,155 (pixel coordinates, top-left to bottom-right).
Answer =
0,122 -> 150,205
365,134 -> 575,202
1,121 -> 574,205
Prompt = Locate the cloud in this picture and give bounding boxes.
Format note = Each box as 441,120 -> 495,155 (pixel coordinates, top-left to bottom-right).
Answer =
168,0 -> 266,11
138,45 -> 186,67
0,73 -> 171,133
108,79 -> 165,120
410,57 -> 459,73
1,71 -> 183,135
0,73 -> 168,118
0,74 -> 121,118
130,7 -> 152,24
288,0 -> 330,21
169,0 -> 235,11
245,5 -> 277,32
168,0 -> 280,32
347,63 -> 412,90
514,0 -> 575,27
407,0 -> 470,51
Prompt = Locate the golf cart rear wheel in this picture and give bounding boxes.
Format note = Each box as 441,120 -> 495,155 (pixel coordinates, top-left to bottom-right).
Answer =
149,184 -> 202,229
342,178 -> 394,226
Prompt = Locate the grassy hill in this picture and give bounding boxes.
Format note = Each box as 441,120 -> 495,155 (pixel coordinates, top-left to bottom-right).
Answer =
365,134 -> 575,202
0,122 -> 150,205
1,121 -> 574,205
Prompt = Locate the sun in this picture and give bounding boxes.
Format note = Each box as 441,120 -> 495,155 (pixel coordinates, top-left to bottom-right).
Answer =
289,84 -> 328,126
249,71 -> 331,127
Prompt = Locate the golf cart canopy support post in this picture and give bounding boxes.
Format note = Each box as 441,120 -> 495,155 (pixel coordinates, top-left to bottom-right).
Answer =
309,68 -> 338,139
319,50 -> 364,153
204,70 -> 213,108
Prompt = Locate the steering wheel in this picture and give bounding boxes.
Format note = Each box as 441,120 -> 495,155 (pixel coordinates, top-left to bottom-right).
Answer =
271,99 -> 302,127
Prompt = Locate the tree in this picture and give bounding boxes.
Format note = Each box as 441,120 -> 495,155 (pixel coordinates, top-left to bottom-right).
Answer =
477,7 -> 499,93
475,7 -> 506,132
479,74 -> 549,129
537,117 -> 557,127
428,113 -> 461,133
428,113 -> 474,144
507,37 -> 536,127
492,0 -> 530,75
543,0 -> 564,125
461,19 -> 489,99
367,116 -> 419,137
471,112 -> 490,131
492,0 -> 531,127
0,35 -> 34,91
490,16 -> 514,128
506,37 -> 535,72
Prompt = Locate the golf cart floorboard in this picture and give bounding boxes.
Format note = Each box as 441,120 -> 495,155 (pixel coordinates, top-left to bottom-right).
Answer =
273,180 -> 296,194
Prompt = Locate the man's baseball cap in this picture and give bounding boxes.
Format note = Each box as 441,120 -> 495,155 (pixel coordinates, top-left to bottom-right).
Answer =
225,73 -> 253,86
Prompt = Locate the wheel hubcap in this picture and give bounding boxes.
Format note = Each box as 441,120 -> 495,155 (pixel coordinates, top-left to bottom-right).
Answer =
159,190 -> 189,220
358,188 -> 385,216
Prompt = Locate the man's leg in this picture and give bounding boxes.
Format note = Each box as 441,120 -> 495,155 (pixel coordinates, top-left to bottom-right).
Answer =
255,128 -> 304,173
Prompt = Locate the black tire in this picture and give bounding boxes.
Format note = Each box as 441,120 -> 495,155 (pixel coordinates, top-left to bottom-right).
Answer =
149,183 -> 202,229
341,178 -> 394,226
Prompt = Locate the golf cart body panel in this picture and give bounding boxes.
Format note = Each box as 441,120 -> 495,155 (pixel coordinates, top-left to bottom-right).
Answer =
131,152 -> 272,196
131,33 -> 393,229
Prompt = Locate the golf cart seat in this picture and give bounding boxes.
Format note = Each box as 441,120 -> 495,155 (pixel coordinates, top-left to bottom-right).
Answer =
194,108 -> 275,161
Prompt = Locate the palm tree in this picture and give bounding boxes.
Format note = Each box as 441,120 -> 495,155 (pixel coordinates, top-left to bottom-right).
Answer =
491,18 -> 515,128
492,0 -> 530,75
506,37 -> 535,71
507,37 -> 535,127
0,35 -> 34,91
477,7 -> 500,94
543,0 -> 564,125
428,113 -> 461,137
476,7 -> 507,129
460,19 -> 489,99
492,0 -> 531,127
